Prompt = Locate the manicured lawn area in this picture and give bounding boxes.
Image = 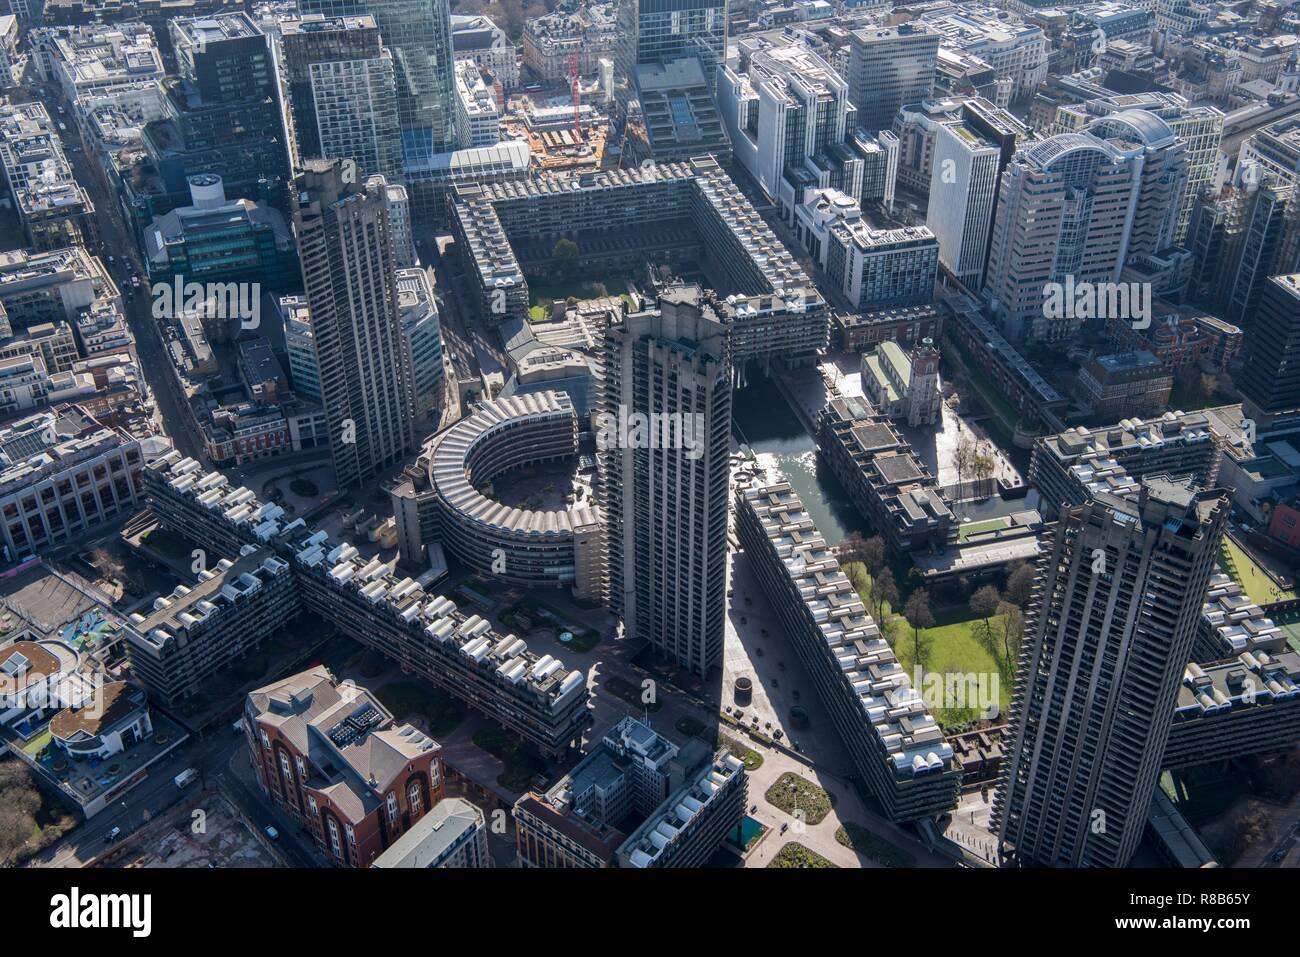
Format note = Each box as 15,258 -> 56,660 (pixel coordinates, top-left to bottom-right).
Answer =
1160,765 -> 1252,826
958,517 -> 1009,542
764,772 -> 832,825
1219,537 -> 1296,604
527,273 -> 636,316
553,628 -> 601,653
21,728 -> 51,757
289,478 -> 320,497
768,842 -> 837,868
375,681 -> 464,738
835,822 -> 915,867
472,727 -> 546,793
718,733 -> 764,771
889,614 -> 1011,727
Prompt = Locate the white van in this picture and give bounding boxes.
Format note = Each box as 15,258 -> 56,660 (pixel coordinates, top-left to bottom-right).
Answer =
173,768 -> 199,788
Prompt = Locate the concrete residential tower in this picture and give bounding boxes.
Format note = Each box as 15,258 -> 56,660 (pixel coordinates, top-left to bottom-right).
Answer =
599,287 -> 731,678
292,160 -> 414,489
993,479 -> 1230,868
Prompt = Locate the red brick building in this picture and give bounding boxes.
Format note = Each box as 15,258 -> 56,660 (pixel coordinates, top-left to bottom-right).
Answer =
244,666 -> 444,867
1268,501 -> 1300,549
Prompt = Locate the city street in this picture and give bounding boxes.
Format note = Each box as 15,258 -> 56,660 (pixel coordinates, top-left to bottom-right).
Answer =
29,81 -> 209,465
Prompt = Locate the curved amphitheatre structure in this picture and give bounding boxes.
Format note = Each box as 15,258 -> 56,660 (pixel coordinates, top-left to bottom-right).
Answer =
404,391 -> 603,597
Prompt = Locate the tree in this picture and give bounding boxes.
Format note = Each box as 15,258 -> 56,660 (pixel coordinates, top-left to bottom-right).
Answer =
969,584 -> 1001,644
843,560 -> 870,597
90,546 -> 124,584
954,436 -> 975,498
551,238 -> 579,278
973,443 -> 996,499
904,589 -> 935,669
837,531 -> 865,565
0,761 -> 42,864
861,535 -> 886,577
995,600 -> 1024,672
1004,561 -> 1036,608
838,532 -> 885,576
871,567 -> 900,620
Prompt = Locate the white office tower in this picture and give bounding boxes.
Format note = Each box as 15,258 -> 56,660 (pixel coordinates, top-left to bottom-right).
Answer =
395,267 -> 443,422
993,479 -> 1229,868
599,287 -> 731,678
1050,93 -> 1222,244
983,132 -> 1140,343
927,119 -> 1001,288
385,182 -> 416,268
718,37 -> 861,222
292,161 -> 415,489
453,59 -> 501,149
1086,111 -> 1188,262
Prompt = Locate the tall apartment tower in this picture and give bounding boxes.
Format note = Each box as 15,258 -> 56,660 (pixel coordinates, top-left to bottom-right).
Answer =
278,15 -> 403,186
599,287 -> 731,678
292,160 -> 414,489
1239,274 -> 1300,433
993,479 -> 1230,868
846,25 -> 940,134
927,119 -> 1001,288
300,0 -> 459,161
983,132 -> 1139,343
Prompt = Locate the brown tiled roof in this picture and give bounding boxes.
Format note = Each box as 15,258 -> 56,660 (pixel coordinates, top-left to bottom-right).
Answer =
49,680 -> 138,740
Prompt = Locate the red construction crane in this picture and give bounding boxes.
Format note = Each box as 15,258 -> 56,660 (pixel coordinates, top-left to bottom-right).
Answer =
569,48 -> 582,139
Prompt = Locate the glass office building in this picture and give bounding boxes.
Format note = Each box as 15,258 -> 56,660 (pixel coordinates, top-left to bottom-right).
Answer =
299,0 -> 458,165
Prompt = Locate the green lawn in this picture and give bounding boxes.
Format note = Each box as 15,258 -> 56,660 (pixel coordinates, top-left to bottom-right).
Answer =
528,272 -> 635,313
764,772 -> 832,825
958,517 -> 1009,542
21,728 -> 51,757
141,526 -> 193,561
890,614 -> 1011,727
718,733 -> 764,771
835,822 -> 915,867
768,842 -> 838,868
1219,538 -> 1296,604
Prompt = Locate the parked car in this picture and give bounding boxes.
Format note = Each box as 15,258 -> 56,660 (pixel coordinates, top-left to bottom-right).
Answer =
264,826 -> 279,840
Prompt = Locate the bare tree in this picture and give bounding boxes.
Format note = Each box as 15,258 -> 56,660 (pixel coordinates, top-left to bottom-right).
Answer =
871,567 -> 900,620
973,443 -> 996,499
90,547 -> 124,584
969,584 -> 1001,644
1004,561 -> 1037,608
837,531 -> 867,567
904,589 -> 935,669
954,436 -> 975,499
995,600 -> 1024,671
861,535 -> 886,576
